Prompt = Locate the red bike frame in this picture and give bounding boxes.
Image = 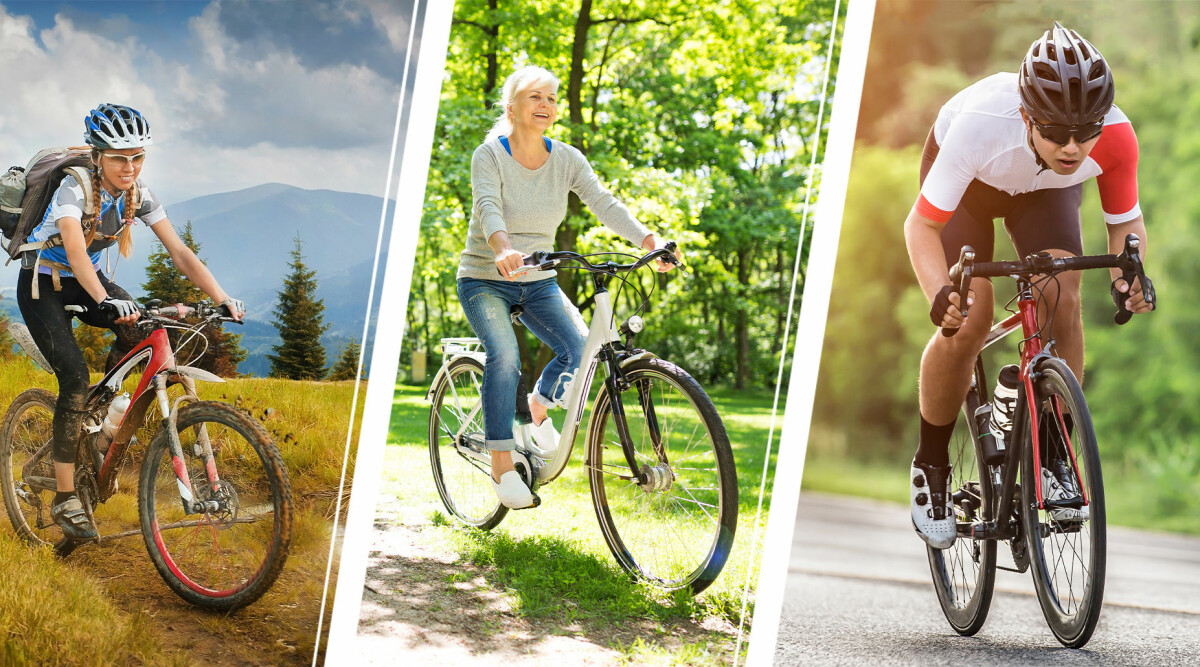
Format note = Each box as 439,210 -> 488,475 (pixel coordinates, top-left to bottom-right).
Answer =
981,297 -> 1088,511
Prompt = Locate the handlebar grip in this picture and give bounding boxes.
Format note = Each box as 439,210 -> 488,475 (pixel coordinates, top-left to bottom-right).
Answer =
1114,233 -> 1155,325
940,246 -> 975,338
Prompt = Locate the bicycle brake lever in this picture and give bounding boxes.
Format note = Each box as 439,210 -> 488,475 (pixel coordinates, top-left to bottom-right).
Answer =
941,246 -> 975,338
1113,234 -> 1155,325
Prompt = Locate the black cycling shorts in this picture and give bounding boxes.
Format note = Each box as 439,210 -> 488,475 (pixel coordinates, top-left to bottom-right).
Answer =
920,127 -> 1084,269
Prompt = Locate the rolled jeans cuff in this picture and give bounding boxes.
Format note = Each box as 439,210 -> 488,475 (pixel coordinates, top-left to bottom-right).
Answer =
486,437 -> 517,452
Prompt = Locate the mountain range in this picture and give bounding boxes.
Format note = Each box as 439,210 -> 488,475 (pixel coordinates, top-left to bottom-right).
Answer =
1,183 -> 394,376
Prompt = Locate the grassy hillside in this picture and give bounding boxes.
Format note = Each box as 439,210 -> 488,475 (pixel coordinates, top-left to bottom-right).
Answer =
0,358 -> 363,665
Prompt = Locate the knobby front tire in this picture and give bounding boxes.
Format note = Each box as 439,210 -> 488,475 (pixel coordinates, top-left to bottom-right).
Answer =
0,389 -> 64,548
927,370 -> 997,636
586,358 -> 737,595
428,357 -> 507,530
1020,357 -> 1106,648
138,401 -> 292,611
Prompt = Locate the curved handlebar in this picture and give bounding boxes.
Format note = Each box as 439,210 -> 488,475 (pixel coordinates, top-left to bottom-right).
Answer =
510,241 -> 683,278
941,233 -> 1155,335
94,299 -> 240,327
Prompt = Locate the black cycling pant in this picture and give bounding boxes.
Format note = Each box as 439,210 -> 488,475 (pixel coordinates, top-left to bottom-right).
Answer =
16,269 -> 144,464
920,128 -> 1084,269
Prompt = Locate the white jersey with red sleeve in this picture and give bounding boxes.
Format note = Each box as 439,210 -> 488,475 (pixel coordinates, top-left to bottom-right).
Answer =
916,72 -> 1141,225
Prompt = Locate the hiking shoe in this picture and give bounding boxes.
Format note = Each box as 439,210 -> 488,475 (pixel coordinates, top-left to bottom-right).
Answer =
491,470 -> 536,509
1041,463 -> 1089,523
911,461 -> 956,549
50,495 -> 98,541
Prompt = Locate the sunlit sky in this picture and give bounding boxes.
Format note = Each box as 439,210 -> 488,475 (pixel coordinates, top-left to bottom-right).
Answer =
0,0 -> 417,203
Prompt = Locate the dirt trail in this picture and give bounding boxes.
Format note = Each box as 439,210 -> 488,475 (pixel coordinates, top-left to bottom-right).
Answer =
353,496 -> 738,665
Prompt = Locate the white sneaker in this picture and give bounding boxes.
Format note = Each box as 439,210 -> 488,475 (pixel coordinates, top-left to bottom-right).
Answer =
1041,466 -> 1089,522
528,416 -> 560,457
911,461 -> 956,549
491,470 -> 536,509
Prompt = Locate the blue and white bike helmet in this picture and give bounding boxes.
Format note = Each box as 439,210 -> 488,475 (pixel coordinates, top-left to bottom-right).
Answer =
84,103 -> 153,150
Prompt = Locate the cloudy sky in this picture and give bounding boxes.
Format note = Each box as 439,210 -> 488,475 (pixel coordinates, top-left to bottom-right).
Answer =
0,0 -> 418,204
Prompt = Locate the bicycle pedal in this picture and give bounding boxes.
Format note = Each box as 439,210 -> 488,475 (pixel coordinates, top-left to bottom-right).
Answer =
512,493 -> 541,510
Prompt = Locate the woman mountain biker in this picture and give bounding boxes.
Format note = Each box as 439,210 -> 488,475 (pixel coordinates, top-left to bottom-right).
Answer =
458,65 -> 677,509
16,103 -> 245,541
905,24 -> 1154,548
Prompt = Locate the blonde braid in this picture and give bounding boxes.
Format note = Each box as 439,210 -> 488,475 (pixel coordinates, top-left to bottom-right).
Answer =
86,152 -> 103,247
118,181 -> 138,258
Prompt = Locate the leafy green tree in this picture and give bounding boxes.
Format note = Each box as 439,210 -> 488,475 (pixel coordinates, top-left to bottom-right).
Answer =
268,236 -> 329,380
408,0 -> 839,389
141,221 -> 247,377
328,338 -> 362,381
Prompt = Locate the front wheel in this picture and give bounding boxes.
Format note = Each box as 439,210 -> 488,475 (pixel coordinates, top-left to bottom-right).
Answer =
586,358 -> 737,594
138,401 -> 292,610
1020,357 -> 1106,648
927,366 -> 997,635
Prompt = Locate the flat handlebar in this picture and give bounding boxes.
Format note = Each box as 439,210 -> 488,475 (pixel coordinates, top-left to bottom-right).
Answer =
941,233 -> 1156,337
508,241 -> 683,278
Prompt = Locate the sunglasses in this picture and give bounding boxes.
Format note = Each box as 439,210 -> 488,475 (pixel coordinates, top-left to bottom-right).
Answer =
1030,119 -> 1104,146
101,151 -> 147,167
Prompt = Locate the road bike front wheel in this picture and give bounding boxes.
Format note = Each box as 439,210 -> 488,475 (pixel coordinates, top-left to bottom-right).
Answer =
0,389 -> 64,548
927,367 -> 997,636
428,357 -> 507,530
586,357 -> 737,595
1020,356 -> 1105,648
139,401 -> 292,610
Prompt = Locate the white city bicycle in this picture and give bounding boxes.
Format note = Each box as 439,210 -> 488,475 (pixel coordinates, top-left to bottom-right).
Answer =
426,243 -> 737,594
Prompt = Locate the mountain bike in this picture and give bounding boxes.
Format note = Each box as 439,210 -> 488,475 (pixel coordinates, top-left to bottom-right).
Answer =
426,242 -> 737,594
928,233 -> 1155,647
0,301 -> 292,611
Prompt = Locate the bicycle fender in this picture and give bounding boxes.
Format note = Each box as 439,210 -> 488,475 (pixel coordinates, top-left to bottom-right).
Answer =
171,365 -> 226,384
426,352 -> 486,401
8,321 -> 52,373
618,350 -> 657,367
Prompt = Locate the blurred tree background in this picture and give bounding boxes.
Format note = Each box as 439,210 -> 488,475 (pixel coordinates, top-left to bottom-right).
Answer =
402,0 -> 842,391
810,1 -> 1200,531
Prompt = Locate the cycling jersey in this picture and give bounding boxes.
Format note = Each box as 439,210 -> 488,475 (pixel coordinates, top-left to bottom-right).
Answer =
25,174 -> 166,276
917,72 -> 1140,226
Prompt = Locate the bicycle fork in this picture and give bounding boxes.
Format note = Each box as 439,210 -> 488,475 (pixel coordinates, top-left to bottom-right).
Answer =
155,375 -> 221,515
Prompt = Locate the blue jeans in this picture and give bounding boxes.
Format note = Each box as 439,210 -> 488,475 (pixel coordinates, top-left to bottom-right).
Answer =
458,277 -> 588,451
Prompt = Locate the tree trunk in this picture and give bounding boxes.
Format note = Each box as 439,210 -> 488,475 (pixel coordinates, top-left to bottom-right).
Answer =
735,248 -> 750,390
483,0 -> 499,104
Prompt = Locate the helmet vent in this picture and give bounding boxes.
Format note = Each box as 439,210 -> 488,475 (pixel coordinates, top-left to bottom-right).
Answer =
1033,62 -> 1059,83
1063,47 -> 1078,66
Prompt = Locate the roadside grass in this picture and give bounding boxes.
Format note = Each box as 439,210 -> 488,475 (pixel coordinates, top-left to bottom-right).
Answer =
384,381 -> 782,662
803,431 -> 1200,535
0,357 -> 362,664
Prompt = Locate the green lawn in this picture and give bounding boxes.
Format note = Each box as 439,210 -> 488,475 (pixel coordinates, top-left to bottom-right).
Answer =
384,381 -> 783,662
802,451 -> 1200,535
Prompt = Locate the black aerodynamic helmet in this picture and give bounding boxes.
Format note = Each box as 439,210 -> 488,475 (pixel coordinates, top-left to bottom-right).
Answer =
1018,22 -> 1115,126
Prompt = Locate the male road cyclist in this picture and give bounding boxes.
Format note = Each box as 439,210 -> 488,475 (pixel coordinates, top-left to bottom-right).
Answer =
905,23 -> 1155,548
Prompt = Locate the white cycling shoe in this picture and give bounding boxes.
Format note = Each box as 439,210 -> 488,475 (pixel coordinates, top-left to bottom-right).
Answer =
491,471 -> 536,509
911,461 -> 957,549
1041,465 -> 1089,523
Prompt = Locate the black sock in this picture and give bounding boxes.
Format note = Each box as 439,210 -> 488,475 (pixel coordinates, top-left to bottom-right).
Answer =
54,491 -> 76,505
914,415 -> 956,468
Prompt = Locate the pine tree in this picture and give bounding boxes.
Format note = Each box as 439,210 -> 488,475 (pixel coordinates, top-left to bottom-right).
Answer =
74,322 -> 114,373
328,338 -> 362,381
141,221 -> 247,377
268,236 -> 329,380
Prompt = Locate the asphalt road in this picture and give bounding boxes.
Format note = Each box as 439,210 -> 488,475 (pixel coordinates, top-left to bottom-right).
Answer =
774,492 -> 1200,665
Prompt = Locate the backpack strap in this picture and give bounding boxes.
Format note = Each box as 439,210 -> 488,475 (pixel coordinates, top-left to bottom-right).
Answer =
62,165 -> 95,216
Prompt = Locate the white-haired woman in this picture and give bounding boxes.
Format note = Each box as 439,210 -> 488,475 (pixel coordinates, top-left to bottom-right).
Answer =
16,103 -> 245,539
456,66 -> 677,508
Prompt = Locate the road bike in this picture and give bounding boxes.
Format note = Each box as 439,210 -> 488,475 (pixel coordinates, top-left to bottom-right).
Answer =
426,243 -> 737,594
928,233 -> 1155,647
1,300 -> 292,610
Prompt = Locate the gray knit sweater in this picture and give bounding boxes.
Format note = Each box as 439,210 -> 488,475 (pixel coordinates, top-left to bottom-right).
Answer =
457,137 -> 651,282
